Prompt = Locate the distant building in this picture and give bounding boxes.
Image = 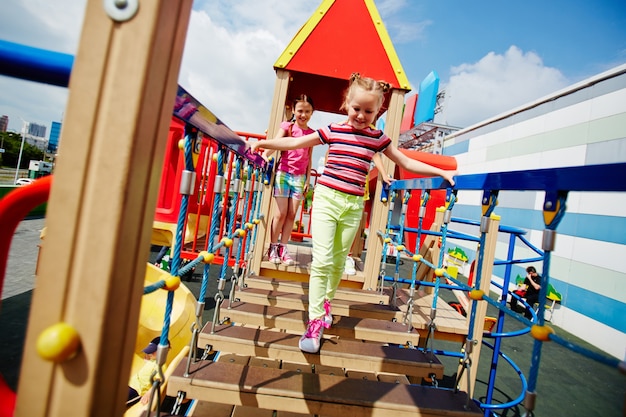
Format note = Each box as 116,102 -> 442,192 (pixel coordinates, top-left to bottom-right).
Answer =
398,121 -> 460,155
48,121 -> 62,152
24,122 -> 48,151
28,122 -> 46,137
0,115 -> 7,132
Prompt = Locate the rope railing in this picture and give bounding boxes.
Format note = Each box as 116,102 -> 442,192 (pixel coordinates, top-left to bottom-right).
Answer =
374,164 -> 626,414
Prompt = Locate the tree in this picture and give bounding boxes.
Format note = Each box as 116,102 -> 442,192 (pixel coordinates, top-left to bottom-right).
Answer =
0,131 -> 45,168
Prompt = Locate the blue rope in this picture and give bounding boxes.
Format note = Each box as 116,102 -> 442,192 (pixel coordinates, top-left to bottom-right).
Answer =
249,167 -> 264,250
415,190 -> 429,253
235,163 -> 253,267
198,147 -> 225,305
219,156 -> 242,280
143,280 -> 166,294
165,132 -> 196,341
432,192 -> 456,310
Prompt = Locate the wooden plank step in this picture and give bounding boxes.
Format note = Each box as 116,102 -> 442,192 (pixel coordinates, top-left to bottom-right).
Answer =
199,324 -> 443,379
231,288 -> 469,343
166,360 -> 482,417
394,288 -> 469,341
241,276 -> 389,305
219,300 -> 420,346
234,287 -> 403,322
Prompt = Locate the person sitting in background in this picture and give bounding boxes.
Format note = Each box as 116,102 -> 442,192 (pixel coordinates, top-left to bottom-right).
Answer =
127,337 -> 170,407
510,266 -> 541,319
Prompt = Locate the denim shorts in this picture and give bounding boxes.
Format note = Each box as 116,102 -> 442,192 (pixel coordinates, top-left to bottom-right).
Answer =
273,170 -> 306,200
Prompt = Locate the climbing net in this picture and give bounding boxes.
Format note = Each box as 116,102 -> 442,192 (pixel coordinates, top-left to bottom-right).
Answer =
376,183 -> 625,416
141,129 -> 267,414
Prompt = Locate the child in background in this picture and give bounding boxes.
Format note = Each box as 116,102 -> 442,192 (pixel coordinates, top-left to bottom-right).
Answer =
127,337 -> 169,407
264,94 -> 315,266
250,73 -> 456,353
510,266 -> 542,319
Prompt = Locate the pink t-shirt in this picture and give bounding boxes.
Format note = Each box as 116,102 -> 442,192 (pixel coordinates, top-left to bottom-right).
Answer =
317,123 -> 391,196
276,121 -> 313,176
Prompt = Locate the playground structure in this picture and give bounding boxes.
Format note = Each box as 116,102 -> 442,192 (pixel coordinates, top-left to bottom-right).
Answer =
0,1 -> 625,416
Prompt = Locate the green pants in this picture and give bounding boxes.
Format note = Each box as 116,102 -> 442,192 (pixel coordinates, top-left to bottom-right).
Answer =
308,184 -> 364,319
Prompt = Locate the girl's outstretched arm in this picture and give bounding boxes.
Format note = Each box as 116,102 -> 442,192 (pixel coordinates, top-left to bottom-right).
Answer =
372,153 -> 393,185
383,145 -> 457,186
250,132 -> 321,153
262,126 -> 289,160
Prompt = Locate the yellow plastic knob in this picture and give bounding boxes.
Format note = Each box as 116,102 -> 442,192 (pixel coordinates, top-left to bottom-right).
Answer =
164,275 -> 181,291
37,323 -> 81,362
200,251 -> 214,264
469,289 -> 484,300
530,324 -> 554,341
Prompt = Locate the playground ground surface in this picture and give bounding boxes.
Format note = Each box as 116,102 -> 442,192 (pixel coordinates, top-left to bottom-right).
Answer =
1,217 -> 624,416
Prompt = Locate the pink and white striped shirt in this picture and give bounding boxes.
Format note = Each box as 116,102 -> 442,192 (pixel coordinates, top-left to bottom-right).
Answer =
317,123 -> 391,196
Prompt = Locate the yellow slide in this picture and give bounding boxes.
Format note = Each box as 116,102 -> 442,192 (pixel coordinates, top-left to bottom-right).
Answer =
125,263 -> 196,416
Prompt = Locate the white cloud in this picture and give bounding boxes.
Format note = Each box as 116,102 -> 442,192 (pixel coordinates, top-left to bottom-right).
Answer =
436,46 -> 569,128
0,1 -> 579,140
2,0 -> 85,53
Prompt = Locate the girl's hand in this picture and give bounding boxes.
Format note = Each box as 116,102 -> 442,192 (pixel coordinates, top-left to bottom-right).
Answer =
442,170 -> 457,186
382,174 -> 394,186
248,140 -> 260,153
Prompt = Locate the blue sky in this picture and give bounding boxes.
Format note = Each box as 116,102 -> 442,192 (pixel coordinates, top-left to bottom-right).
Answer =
0,0 -> 625,167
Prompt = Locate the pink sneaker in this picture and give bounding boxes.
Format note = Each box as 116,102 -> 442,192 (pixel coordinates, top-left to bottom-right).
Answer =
323,299 -> 333,327
279,244 -> 295,266
299,319 -> 325,353
268,243 -> 280,264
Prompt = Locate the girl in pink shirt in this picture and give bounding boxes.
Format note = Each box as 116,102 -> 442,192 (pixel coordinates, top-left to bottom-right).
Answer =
263,95 -> 315,265
251,74 -> 456,353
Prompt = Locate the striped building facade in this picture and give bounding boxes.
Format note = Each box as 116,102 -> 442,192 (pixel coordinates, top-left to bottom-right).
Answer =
438,64 -> 626,359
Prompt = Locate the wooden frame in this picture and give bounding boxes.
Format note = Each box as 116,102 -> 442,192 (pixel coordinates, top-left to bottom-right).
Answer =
16,1 -> 193,415
362,88 -> 407,291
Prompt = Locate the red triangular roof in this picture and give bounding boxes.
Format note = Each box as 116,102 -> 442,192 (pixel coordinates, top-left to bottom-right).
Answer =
274,0 -> 410,91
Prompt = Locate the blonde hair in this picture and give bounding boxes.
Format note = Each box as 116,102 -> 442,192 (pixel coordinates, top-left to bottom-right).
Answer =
340,72 -> 391,113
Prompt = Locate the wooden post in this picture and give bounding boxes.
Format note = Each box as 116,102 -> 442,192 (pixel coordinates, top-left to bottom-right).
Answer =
15,0 -> 193,415
457,213 -> 500,396
362,88 -> 407,291
249,69 -> 290,274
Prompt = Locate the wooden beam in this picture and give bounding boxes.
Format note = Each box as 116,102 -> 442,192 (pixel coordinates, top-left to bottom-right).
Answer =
456,214 -> 500,396
250,69 -> 291,275
15,1 -> 193,415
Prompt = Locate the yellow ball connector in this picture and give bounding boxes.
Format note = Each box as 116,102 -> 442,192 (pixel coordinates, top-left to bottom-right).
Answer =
530,324 -> 554,341
199,251 -> 214,264
164,275 -> 181,291
36,322 -> 81,362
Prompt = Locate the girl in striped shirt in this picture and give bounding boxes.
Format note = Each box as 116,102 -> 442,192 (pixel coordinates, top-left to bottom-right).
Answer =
250,73 -> 456,353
